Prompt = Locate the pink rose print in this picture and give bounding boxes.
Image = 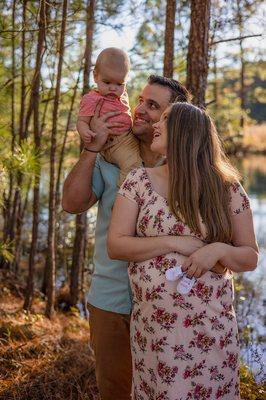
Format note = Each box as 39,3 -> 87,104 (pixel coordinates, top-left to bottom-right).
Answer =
149,256 -> 177,275
157,361 -> 178,385
142,316 -> 155,334
132,281 -> 143,303
168,222 -> 185,235
135,358 -> 145,373
134,329 -> 147,352
209,365 -> 224,381
183,360 -> 206,379
151,306 -> 178,331
171,344 -> 193,361
219,328 -> 233,349
145,283 -> 166,302
187,382 -> 212,400
191,281 -> 214,304
153,208 -> 166,233
210,316 -> 224,331
170,292 -> 193,310
216,378 -> 234,398
151,336 -> 168,353
222,351 -> 238,370
220,302 -> 234,321
183,311 -> 207,328
138,265 -> 152,282
189,330 -> 216,353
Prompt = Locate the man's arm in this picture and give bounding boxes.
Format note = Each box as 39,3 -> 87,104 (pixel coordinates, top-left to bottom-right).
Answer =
62,100 -> 123,214
62,150 -> 98,213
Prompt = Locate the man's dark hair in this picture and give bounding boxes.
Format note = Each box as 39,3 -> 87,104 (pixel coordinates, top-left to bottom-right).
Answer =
147,75 -> 191,103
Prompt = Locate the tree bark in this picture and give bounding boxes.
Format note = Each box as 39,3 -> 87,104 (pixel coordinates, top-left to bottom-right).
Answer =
186,0 -> 211,107
163,0 -> 176,78
45,0 -> 68,318
24,0 -> 48,311
69,0 -> 96,307
237,0 -> 245,129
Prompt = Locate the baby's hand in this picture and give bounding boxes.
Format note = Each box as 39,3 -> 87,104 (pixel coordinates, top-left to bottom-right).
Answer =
79,127 -> 96,146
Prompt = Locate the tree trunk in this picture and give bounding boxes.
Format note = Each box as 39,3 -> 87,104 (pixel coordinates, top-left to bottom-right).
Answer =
2,0 -> 16,256
24,0 -> 48,311
69,0 -> 96,307
5,0 -> 27,270
186,0 -> 211,107
163,0 -> 176,78
45,0 -> 68,319
237,0 -> 245,129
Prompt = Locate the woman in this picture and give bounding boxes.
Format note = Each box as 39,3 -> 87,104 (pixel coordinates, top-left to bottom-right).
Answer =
107,103 -> 258,400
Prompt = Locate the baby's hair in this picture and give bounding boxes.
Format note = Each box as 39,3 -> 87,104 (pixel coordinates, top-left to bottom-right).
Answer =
94,47 -> 130,74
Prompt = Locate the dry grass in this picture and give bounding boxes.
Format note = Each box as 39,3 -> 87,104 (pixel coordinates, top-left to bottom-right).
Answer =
0,272 -> 99,400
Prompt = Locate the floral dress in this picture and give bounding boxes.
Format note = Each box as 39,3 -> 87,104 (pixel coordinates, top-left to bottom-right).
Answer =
118,168 -> 251,400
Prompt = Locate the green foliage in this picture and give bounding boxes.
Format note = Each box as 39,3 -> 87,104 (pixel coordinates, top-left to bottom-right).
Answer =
1,139 -> 41,180
240,364 -> 266,400
0,241 -> 14,263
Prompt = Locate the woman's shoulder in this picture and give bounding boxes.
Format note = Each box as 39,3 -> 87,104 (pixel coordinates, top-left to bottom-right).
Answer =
228,180 -> 250,215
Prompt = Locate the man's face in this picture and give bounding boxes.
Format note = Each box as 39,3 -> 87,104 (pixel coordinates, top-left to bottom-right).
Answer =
132,84 -> 172,143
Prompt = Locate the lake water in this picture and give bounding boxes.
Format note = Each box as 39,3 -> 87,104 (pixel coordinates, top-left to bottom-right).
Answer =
232,155 -> 266,381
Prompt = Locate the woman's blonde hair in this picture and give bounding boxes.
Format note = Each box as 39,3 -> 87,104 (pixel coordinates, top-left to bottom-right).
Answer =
167,102 -> 240,243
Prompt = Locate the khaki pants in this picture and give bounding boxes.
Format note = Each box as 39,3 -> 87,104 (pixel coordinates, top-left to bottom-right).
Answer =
88,303 -> 132,400
101,131 -> 142,186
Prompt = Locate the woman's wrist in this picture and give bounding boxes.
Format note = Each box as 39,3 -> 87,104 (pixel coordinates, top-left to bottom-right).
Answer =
208,242 -> 227,262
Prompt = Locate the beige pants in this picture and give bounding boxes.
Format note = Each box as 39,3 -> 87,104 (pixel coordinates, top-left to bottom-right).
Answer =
101,131 -> 142,186
88,303 -> 132,400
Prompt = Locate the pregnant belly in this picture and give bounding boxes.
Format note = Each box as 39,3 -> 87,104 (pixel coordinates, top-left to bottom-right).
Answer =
129,252 -> 187,279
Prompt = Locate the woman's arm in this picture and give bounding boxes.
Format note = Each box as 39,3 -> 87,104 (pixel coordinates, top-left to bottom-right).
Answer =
182,209 -> 259,278
107,194 -> 206,262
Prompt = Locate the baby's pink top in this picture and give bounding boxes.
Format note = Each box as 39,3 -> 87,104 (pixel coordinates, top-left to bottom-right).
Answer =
78,89 -> 132,134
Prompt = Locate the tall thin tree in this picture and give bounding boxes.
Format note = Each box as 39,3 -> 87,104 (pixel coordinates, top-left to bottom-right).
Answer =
24,0 -> 49,311
186,0 -> 211,107
45,0 -> 68,318
163,0 -> 176,78
70,0 -> 96,307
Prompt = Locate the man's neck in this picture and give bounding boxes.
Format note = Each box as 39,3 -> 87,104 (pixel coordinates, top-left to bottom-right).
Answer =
139,141 -> 162,167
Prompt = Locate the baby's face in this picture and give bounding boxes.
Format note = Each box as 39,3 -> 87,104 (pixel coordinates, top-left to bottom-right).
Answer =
93,65 -> 127,97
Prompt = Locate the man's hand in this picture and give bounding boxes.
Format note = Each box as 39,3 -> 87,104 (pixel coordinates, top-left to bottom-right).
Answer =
181,242 -> 223,278
89,98 -> 124,145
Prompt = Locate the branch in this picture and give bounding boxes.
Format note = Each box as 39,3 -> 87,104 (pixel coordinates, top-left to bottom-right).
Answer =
211,34 -> 262,46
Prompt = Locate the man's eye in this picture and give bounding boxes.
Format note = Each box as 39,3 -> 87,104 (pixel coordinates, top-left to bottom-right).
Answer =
149,103 -> 157,110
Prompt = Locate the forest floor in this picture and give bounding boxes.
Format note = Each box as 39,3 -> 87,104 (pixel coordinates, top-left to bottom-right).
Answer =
0,271 -> 99,400
0,270 -> 265,400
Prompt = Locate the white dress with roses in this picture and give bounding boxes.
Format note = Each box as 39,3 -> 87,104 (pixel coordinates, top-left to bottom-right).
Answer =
118,168 -> 251,400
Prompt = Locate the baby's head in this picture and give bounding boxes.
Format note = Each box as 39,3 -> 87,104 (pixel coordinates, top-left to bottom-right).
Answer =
93,48 -> 130,97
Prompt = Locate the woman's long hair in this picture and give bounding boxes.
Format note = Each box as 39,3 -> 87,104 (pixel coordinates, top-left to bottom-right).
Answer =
167,102 -> 240,243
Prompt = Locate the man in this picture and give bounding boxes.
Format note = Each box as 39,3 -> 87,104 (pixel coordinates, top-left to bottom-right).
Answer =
62,75 -> 190,400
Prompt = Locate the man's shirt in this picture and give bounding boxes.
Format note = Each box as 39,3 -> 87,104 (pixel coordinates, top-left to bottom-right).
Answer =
87,155 -> 132,314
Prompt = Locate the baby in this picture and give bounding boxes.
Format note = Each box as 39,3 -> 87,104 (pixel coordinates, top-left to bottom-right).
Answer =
77,47 -> 142,186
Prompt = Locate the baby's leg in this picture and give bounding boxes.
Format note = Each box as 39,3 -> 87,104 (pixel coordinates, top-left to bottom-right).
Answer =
101,132 -> 142,186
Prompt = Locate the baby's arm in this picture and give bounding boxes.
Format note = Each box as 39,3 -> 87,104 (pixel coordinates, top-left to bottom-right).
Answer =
77,116 -> 96,147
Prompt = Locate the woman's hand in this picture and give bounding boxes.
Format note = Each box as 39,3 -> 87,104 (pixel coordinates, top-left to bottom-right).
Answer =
181,243 -> 223,278
170,235 -> 206,256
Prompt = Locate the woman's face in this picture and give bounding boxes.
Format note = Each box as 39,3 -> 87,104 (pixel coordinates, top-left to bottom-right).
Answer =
150,107 -> 171,155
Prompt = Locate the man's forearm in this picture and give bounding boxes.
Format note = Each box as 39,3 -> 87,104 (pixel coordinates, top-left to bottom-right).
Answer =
62,150 -> 97,213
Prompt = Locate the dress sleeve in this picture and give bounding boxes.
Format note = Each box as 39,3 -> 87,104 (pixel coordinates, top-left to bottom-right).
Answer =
229,181 -> 251,216
78,93 -> 97,117
118,168 -> 141,206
